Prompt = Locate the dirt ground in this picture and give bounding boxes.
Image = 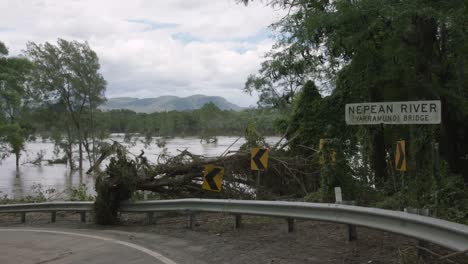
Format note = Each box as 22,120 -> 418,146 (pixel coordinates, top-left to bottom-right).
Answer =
0,211 -> 466,264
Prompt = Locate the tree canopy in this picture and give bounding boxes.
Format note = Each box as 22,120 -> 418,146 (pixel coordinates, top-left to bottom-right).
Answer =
244,0 -> 468,218
0,41 -> 34,167
26,39 -> 107,170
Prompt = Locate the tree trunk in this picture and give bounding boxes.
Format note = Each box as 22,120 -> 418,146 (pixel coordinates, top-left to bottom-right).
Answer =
65,125 -> 75,171
440,97 -> 463,174
368,82 -> 387,189
15,152 -> 20,169
78,140 -> 83,171
371,126 -> 387,189
83,137 -> 94,168
67,142 -> 75,170
76,121 -> 83,171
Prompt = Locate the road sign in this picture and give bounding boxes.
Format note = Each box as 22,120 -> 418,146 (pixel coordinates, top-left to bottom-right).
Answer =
202,165 -> 224,192
395,140 -> 407,171
319,139 -> 336,165
345,100 -> 441,125
251,148 -> 269,170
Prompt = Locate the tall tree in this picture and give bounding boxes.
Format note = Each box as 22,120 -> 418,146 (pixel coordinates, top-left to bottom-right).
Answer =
26,39 -> 106,171
244,0 -> 468,195
0,41 -> 34,168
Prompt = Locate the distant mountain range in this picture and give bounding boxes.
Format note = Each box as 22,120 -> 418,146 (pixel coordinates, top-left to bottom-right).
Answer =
101,95 -> 243,113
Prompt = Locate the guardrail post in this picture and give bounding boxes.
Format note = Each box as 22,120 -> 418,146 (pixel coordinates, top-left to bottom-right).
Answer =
80,211 -> 86,223
348,222 -> 358,241
346,201 -> 357,241
20,212 -> 26,223
287,218 -> 295,233
335,188 -> 358,242
147,212 -> 154,225
51,211 -> 56,223
405,207 -> 430,260
187,211 -> 195,230
418,209 -> 430,260
234,214 -> 242,229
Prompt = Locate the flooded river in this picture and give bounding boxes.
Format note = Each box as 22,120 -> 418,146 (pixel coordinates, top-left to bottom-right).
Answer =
0,135 -> 280,199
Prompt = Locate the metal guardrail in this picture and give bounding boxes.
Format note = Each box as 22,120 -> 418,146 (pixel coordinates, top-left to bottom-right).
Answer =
0,201 -> 92,223
1,199 -> 467,251
0,201 -> 92,213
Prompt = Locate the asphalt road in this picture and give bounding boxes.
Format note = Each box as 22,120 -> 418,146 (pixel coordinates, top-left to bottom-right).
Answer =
0,228 -> 182,264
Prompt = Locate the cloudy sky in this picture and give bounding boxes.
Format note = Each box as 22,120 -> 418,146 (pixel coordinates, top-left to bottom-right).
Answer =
0,0 -> 283,107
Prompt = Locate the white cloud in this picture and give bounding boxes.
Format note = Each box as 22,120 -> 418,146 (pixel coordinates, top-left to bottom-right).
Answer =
0,0 -> 283,107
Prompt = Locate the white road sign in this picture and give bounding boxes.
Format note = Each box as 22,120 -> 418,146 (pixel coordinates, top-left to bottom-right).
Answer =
345,100 -> 441,125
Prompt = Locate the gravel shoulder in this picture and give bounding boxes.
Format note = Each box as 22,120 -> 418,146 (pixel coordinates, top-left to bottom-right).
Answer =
0,211 -> 432,264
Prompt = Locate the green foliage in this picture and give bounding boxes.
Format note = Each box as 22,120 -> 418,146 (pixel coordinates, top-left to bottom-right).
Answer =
244,0 -> 468,223
26,39 -> 107,170
319,139 -> 355,202
430,173 -> 468,225
0,42 -> 7,56
132,190 -> 161,201
303,191 -> 322,203
244,49 -> 309,109
287,81 -> 324,153
54,106 -> 281,138
94,147 -> 137,225
0,123 -> 25,156
0,183 -> 56,204
241,121 -> 267,151
68,183 -> 94,201
0,42 -> 34,165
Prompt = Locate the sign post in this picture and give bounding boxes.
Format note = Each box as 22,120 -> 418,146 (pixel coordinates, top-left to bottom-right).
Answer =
251,148 -> 269,199
319,139 -> 336,165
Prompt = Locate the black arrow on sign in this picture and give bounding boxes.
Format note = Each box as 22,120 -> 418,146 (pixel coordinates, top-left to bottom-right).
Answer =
205,167 -> 221,191
397,142 -> 404,170
253,149 -> 267,170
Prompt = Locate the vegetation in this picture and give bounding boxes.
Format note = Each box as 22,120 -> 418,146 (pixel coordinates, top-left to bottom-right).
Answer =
0,183 -> 92,204
26,39 -> 107,171
94,147 -> 137,224
90,103 -> 279,137
241,0 -> 468,223
0,42 -> 34,167
1,1 -> 467,231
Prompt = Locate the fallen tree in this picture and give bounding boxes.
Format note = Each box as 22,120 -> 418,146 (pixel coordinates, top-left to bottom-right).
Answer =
91,136 -> 320,224
92,143 -> 319,196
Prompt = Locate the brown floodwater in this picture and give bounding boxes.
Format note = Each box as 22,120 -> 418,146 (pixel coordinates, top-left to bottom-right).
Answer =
0,135 -> 280,199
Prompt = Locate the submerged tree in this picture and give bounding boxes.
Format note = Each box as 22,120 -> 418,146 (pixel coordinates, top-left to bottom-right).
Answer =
26,39 -> 107,171
0,41 -> 34,168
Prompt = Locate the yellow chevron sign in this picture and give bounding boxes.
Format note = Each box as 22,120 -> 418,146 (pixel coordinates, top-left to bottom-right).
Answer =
202,165 -> 224,192
395,140 -> 407,171
251,148 -> 269,170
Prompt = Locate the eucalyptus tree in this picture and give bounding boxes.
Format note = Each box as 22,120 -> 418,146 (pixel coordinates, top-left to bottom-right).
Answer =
244,50 -> 311,110
26,39 -> 107,171
0,41 -> 34,168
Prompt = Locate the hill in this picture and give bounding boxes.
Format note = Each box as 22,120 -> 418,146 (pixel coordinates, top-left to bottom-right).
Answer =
101,95 -> 243,113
